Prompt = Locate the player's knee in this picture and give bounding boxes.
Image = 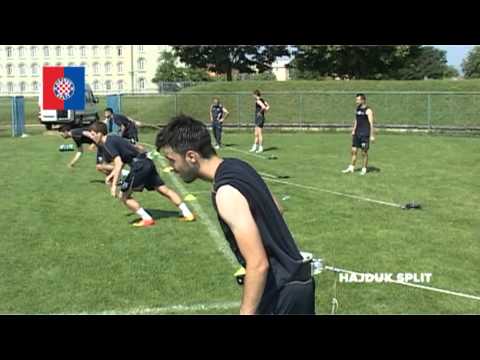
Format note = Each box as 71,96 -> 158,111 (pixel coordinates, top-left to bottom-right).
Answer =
96,164 -> 103,172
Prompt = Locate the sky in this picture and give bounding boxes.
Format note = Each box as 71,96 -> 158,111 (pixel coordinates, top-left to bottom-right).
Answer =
433,45 -> 475,73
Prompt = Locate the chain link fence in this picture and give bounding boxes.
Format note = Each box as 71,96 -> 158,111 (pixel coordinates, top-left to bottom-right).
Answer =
2,92 -> 480,134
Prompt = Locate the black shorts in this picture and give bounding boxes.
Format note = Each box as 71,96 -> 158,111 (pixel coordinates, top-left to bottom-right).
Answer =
256,277 -> 316,315
120,158 -> 165,193
96,147 -> 105,164
255,114 -> 265,128
123,130 -> 139,144
352,134 -> 370,151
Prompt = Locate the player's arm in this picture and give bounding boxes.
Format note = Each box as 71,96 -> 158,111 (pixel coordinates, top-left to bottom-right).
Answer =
352,119 -> 357,135
263,101 -> 270,112
367,108 -> 375,142
256,99 -> 267,113
209,105 -> 214,122
68,145 -> 83,168
106,156 -> 124,197
215,185 -> 269,315
221,107 -> 229,122
127,116 -> 142,127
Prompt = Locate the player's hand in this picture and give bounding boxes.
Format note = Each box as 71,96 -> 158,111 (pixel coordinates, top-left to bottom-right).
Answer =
111,185 -> 118,198
371,136 -> 376,143
105,173 -> 114,184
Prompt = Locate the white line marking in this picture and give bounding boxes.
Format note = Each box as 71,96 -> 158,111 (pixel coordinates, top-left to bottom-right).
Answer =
74,301 -> 240,315
324,266 -> 480,302
142,142 -> 236,265
263,177 -> 402,208
224,146 -> 268,160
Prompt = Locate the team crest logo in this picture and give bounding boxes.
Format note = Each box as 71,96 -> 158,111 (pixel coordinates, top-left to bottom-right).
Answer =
53,77 -> 75,100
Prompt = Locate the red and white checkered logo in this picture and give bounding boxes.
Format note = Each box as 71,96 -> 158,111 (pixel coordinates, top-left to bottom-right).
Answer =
53,77 -> 75,100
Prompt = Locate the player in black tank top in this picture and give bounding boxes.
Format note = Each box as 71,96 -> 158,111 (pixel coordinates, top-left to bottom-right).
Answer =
342,93 -> 376,176
209,97 -> 229,149
250,89 -> 270,153
156,115 -> 315,315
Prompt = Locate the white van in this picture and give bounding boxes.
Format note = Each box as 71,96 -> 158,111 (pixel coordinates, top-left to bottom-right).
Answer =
38,84 -> 100,130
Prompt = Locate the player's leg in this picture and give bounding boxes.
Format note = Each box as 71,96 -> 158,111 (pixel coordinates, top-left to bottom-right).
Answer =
342,147 -> 357,173
256,127 -> 264,153
212,122 -> 220,149
120,165 -> 155,227
360,137 -> 370,175
156,185 -> 195,221
250,126 -> 259,152
217,122 -> 223,148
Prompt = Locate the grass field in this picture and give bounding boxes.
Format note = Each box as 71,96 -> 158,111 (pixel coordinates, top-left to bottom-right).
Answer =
0,128 -> 479,314
2,80 -> 480,128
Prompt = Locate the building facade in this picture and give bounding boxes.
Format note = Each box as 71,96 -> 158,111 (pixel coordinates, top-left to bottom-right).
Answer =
0,45 -> 170,96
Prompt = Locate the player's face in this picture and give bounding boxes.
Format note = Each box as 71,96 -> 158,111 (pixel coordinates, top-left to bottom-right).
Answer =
89,130 -> 103,144
213,99 -> 219,105
163,147 -> 200,183
104,111 -> 112,119
355,96 -> 364,106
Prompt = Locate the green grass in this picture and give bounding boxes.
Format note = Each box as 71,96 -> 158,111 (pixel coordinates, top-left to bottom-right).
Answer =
2,80 -> 480,129
0,128 -> 479,314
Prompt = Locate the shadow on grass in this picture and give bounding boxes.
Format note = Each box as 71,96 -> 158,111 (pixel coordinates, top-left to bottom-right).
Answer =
262,146 -> 279,152
90,179 -> 106,184
126,209 -> 179,223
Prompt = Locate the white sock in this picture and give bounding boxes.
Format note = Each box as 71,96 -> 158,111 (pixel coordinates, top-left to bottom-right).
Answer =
136,208 -> 153,221
179,202 -> 193,217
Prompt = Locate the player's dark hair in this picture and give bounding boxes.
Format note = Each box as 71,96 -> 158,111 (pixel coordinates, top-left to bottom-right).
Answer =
156,114 -> 216,158
89,121 -> 108,135
356,93 -> 366,101
254,89 -> 261,96
104,107 -> 114,113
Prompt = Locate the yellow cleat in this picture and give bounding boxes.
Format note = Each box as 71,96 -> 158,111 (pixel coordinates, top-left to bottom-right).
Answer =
179,214 -> 196,222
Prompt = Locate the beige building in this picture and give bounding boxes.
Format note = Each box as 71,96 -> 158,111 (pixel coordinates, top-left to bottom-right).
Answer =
0,45 -> 171,96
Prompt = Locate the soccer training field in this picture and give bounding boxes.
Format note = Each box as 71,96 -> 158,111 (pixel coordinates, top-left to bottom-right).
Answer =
0,128 -> 479,314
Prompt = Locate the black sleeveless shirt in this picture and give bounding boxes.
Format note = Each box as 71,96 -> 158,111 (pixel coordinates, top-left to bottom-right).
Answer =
355,105 -> 371,136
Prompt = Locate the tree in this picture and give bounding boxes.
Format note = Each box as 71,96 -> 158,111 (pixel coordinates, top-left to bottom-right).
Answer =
291,45 -> 420,79
152,51 -> 188,83
172,46 -> 291,81
462,46 -> 480,78
395,46 -> 453,80
152,51 -> 211,83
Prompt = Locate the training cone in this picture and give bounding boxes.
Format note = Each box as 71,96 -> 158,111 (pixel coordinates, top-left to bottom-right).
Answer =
184,194 -> 197,202
162,166 -> 174,173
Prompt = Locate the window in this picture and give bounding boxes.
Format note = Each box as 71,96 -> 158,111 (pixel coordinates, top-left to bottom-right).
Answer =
18,46 -> 25,57
68,62 -> 75,67
117,46 -> 123,56
117,62 -> 123,73
31,46 -> 38,57
104,46 -> 111,56
6,46 -> 13,57
31,63 -> 39,75
93,62 -> 99,74
92,46 -> 98,56
44,62 -> 50,67
32,81 -> 39,91
19,64 -> 26,76
138,78 -> 145,90
55,46 -> 61,57
20,82 -> 26,93
68,46 -> 74,56
105,62 -> 111,74
138,45 -> 144,52
80,46 -> 86,57
93,80 -> 99,91
138,58 -> 145,70
7,82 -> 13,93
105,80 -> 112,91
6,64 -> 13,75
55,62 -> 62,66
117,80 -> 124,90
43,46 -> 49,57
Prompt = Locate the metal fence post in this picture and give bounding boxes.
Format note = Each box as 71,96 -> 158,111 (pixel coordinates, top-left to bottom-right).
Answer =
299,93 -> 304,127
427,94 -> 432,129
174,93 -> 177,116
237,93 -> 240,128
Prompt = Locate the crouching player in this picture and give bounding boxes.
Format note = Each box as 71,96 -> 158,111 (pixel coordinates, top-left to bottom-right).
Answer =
88,121 -> 195,227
